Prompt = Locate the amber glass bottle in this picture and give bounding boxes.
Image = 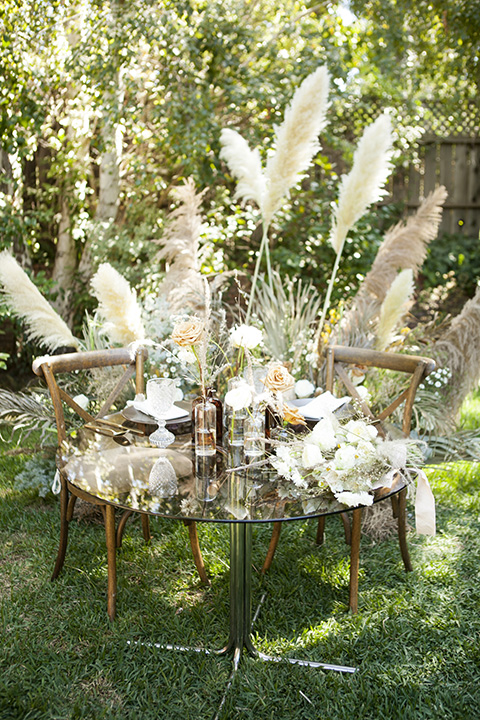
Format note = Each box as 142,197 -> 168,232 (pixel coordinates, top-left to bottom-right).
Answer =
192,387 -> 223,445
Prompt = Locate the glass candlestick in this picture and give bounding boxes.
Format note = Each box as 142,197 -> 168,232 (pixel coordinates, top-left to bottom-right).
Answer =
146,377 -> 178,448
148,457 -> 178,497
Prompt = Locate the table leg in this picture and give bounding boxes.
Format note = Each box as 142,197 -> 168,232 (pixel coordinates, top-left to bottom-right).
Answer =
218,522 -> 257,667
129,520 -> 356,674
217,521 -> 356,673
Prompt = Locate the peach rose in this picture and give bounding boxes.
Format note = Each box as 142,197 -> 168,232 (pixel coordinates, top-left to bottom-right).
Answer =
171,318 -> 205,347
264,364 -> 295,392
282,404 -> 307,426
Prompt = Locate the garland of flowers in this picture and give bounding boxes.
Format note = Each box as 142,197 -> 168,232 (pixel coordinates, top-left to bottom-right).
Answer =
268,409 -> 422,509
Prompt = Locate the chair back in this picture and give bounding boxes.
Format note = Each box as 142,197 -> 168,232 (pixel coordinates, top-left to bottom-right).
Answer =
323,345 -> 436,438
32,347 -> 148,445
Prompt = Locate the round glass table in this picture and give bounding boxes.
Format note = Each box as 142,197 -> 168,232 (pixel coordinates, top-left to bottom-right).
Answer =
59,429 -> 407,676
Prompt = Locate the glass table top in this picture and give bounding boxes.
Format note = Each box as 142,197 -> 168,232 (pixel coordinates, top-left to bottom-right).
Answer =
58,428 -> 406,524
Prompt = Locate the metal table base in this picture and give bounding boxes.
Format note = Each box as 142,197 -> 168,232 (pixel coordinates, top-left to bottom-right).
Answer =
129,522 -> 356,717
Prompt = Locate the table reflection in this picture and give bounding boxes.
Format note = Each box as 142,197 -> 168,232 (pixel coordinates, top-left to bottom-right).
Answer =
59,429 -> 404,524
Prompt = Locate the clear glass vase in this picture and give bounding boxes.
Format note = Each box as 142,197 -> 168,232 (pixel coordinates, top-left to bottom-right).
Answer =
244,406 -> 265,459
224,377 -> 249,447
194,397 -> 217,456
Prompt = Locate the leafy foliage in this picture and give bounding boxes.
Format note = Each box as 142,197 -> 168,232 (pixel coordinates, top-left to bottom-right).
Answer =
14,451 -> 57,498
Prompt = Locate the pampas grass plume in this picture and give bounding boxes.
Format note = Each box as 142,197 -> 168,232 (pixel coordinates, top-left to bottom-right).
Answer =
263,66 -> 329,221
155,177 -> 207,314
434,284 -> 480,416
219,129 -> 267,210
363,185 -> 448,301
91,263 -> 145,346
330,114 -> 393,254
375,269 -> 414,350
0,250 -> 79,351
220,66 -> 329,224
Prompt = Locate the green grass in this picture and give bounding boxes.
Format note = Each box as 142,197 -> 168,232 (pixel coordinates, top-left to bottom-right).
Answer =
1,434 -> 480,719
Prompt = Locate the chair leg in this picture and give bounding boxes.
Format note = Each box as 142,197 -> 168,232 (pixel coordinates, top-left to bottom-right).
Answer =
105,504 -> 117,621
141,514 -> 151,544
66,494 -> 77,522
315,517 -> 325,545
184,520 -> 209,585
262,521 -> 282,573
397,488 -> 413,572
51,486 -> 70,581
349,508 -> 362,614
116,510 -> 134,548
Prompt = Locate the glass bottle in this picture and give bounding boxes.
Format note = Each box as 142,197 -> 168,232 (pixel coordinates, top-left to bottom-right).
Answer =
244,405 -> 266,460
194,397 -> 216,456
192,387 -> 223,445
224,377 -> 249,447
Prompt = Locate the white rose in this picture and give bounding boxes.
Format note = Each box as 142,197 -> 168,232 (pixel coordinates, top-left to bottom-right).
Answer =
177,348 -> 197,365
334,443 -> 358,471
323,468 -> 343,493
354,440 -> 377,465
225,382 -> 253,411
230,324 -> 263,350
344,419 -> 378,444
335,490 -> 374,507
355,384 -> 371,402
302,443 -> 324,469
310,416 -> 338,452
295,379 -> 315,398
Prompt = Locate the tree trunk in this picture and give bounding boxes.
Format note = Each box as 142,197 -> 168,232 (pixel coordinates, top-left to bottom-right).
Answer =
77,79 -> 124,283
97,119 -> 123,221
51,197 -> 78,315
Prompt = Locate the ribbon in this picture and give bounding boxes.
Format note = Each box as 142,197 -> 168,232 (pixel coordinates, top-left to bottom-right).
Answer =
415,469 -> 436,536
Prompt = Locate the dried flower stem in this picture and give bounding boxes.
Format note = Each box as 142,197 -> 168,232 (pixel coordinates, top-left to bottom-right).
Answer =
245,223 -> 271,323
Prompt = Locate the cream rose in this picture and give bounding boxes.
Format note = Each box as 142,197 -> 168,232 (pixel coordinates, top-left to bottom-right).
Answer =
264,364 -> 295,392
171,318 -> 205,346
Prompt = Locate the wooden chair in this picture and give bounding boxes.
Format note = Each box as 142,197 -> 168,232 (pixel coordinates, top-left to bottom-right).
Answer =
262,344 -> 436,613
32,346 -> 207,620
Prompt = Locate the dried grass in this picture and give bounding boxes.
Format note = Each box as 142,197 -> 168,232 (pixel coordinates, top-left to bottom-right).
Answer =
433,284 -> 480,416
155,178 -> 206,314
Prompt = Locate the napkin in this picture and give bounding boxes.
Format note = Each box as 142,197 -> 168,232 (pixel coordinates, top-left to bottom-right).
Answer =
293,391 -> 350,420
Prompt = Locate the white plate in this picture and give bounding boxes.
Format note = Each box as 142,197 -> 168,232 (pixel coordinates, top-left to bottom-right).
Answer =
132,399 -> 189,421
291,391 -> 350,421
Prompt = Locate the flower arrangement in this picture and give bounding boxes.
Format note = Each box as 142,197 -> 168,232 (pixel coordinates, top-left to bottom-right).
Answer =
268,409 -> 421,510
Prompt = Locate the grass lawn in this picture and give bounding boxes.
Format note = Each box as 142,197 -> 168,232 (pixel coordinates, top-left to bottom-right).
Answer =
1,428 -> 479,719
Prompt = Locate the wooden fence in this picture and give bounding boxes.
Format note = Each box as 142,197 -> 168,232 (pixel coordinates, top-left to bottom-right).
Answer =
386,135 -> 480,237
